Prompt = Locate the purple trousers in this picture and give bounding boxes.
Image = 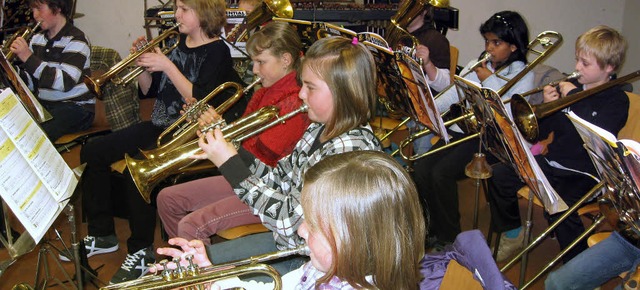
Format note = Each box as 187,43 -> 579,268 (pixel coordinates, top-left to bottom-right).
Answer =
156,175 -> 261,244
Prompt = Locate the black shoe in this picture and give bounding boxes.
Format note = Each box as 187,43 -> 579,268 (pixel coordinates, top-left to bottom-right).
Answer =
109,246 -> 156,284
59,235 -> 119,261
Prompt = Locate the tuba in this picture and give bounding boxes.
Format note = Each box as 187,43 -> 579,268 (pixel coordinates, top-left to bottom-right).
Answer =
512,69 -> 640,142
384,0 -> 448,50
225,0 -> 294,44
101,245 -> 309,290
83,23 -> 181,98
128,104 -> 308,203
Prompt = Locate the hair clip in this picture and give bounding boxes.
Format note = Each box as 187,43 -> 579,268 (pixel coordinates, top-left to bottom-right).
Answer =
493,14 -> 513,32
351,37 -> 359,45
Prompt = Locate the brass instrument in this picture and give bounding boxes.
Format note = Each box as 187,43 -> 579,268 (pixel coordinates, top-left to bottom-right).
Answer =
384,0 -> 448,50
514,71 -> 580,99
129,104 -> 308,203
83,23 -> 181,97
394,31 -> 563,162
142,77 -> 262,160
2,22 -> 41,62
102,245 -> 309,290
512,69 -> 640,142
225,0 -> 294,44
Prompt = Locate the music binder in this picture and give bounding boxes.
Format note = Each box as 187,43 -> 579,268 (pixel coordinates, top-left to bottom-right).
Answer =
568,111 -> 640,234
453,76 -> 568,214
0,88 -> 77,251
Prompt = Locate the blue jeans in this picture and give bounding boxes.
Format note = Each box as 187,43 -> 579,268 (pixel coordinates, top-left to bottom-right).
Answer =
205,232 -> 308,277
545,231 -> 640,290
407,120 -> 433,155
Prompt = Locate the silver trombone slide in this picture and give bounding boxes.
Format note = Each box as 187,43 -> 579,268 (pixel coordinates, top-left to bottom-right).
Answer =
500,181 -> 605,289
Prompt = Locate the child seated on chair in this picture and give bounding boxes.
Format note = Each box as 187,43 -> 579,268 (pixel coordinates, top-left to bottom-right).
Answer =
9,0 -> 94,141
154,151 -> 426,289
486,25 -> 629,263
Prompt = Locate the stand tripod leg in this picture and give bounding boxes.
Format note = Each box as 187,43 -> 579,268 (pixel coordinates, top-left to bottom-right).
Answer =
34,242 -> 77,290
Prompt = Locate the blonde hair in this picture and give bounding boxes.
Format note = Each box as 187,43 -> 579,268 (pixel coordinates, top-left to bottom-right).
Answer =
575,25 -> 627,73
302,37 -> 377,140
177,0 -> 226,38
301,151 -> 426,289
247,21 -> 303,71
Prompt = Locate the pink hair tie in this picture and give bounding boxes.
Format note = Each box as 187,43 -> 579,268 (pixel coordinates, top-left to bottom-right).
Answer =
351,37 -> 359,45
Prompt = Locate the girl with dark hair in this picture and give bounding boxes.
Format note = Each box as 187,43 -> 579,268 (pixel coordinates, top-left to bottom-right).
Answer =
411,10 -> 535,250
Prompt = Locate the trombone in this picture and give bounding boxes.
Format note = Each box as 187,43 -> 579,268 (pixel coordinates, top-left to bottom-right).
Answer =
128,104 -> 309,203
102,245 -> 309,290
393,31 -> 563,162
512,69 -> 640,142
83,23 -> 181,98
511,71 -> 580,100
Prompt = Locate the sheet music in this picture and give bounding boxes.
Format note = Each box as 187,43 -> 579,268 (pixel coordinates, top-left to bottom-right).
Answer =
0,88 -> 76,243
396,51 -> 449,142
453,76 -> 567,214
569,112 -> 640,234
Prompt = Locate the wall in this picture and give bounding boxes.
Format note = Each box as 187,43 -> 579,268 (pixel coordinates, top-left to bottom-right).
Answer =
73,0 -> 639,93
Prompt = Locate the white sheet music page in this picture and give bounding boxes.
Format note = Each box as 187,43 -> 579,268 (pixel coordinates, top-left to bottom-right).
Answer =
0,88 -> 77,243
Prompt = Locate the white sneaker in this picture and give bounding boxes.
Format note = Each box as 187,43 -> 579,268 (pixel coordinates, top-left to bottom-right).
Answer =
496,229 -> 525,262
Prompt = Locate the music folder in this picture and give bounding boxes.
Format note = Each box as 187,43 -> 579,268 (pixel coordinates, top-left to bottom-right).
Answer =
0,88 -> 77,252
453,76 -> 567,214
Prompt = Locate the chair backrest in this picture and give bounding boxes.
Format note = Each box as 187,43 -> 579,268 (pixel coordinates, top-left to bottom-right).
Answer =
449,45 -> 459,81
618,92 -> 640,141
90,46 -> 141,131
440,260 -> 483,290
528,64 -> 565,105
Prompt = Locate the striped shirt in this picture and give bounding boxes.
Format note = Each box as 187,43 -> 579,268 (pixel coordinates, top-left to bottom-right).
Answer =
219,123 -> 382,250
20,21 -> 92,102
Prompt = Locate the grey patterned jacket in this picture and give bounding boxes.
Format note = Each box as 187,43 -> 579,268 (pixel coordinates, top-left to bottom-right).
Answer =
219,122 -> 382,249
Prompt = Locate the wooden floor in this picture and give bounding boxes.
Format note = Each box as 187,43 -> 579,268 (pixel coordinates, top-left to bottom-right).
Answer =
0,145 -> 621,289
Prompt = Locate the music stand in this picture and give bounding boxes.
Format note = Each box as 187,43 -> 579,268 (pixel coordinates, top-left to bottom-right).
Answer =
453,76 -> 568,287
0,88 -> 94,289
569,112 -> 640,235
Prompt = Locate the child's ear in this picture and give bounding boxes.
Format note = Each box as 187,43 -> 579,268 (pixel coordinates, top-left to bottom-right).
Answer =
282,52 -> 293,66
510,44 -> 517,53
604,64 -> 615,76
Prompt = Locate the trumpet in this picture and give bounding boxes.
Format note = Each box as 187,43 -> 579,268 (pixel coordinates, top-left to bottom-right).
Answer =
128,103 -> 308,203
101,245 -> 309,290
2,22 -> 41,62
512,69 -> 640,142
83,23 -> 181,98
142,77 -> 262,160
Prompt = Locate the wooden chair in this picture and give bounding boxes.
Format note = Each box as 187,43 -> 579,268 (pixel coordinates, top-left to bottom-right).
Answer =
449,45 -> 459,81
54,98 -> 111,152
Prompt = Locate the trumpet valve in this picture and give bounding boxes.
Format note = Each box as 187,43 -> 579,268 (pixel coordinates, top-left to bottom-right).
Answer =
185,254 -> 200,276
160,259 -> 173,281
201,118 -> 227,133
172,257 -> 187,279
